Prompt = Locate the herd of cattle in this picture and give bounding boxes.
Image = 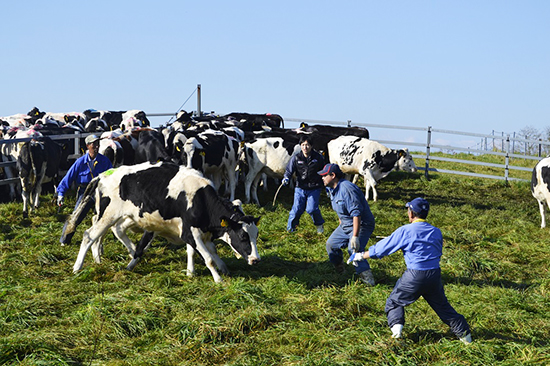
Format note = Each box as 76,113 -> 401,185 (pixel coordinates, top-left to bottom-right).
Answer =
0,107 -> 422,281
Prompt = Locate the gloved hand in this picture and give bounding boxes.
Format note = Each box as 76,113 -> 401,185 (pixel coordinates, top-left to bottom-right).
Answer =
347,252 -> 365,264
57,195 -> 64,207
282,177 -> 290,186
350,236 -> 360,252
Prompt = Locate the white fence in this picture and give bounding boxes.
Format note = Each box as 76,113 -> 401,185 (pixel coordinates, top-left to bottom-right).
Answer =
1,117 -> 546,188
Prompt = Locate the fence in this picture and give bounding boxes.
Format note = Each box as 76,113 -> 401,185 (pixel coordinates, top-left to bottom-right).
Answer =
284,118 -> 547,183
1,118 -> 547,188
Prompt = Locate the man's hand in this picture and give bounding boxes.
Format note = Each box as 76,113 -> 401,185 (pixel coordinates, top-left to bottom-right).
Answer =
350,236 -> 360,251
347,252 -> 365,264
57,196 -> 64,207
282,177 -> 290,186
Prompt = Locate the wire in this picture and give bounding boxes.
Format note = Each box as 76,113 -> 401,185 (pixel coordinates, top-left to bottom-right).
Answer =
166,87 -> 198,124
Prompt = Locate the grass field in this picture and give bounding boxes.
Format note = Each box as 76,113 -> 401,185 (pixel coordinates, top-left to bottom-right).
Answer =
0,159 -> 549,365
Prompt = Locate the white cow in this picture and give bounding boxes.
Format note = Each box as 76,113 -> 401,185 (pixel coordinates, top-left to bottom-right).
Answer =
239,136 -> 301,205
328,136 -> 417,201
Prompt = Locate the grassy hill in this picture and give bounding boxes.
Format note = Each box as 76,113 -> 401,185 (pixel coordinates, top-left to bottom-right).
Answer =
0,161 -> 548,365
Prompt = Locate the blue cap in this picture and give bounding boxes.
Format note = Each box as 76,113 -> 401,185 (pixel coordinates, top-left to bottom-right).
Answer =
318,163 -> 342,176
406,197 -> 430,215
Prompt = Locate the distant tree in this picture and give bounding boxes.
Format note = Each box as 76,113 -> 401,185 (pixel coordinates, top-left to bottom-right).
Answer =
519,125 -> 542,156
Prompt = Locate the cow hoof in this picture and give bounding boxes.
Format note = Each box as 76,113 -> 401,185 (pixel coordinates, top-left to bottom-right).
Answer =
126,258 -> 141,271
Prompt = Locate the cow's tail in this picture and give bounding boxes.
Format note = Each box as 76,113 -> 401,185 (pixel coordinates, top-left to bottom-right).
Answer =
60,176 -> 101,244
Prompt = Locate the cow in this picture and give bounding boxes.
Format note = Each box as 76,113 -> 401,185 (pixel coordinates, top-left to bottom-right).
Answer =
133,128 -> 171,164
182,130 -> 239,201
225,112 -> 284,130
531,157 -> 550,228
63,162 -> 261,283
3,128 -> 65,216
239,136 -> 301,205
328,136 -> 418,201
297,123 -> 370,160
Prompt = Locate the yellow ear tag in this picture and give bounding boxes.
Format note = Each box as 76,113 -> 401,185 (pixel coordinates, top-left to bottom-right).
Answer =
220,219 -> 229,227
176,146 -> 181,152
200,151 -> 206,156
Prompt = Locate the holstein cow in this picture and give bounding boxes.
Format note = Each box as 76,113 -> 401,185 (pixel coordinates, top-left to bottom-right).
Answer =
2,128 -> 65,216
65,162 -> 261,282
239,136 -> 301,205
328,136 -> 417,201
531,157 -> 550,228
182,130 -> 239,201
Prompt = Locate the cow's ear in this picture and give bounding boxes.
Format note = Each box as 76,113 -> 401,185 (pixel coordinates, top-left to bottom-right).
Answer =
254,216 -> 261,225
64,115 -> 70,122
398,150 -> 405,157
220,218 -> 229,227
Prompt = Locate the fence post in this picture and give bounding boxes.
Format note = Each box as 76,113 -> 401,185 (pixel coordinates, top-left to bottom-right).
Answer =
74,131 -> 80,155
347,120 -> 351,127
425,126 -> 432,180
505,135 -> 510,182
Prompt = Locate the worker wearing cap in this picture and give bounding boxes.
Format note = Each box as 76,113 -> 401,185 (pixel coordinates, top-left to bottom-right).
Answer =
57,134 -> 112,244
318,163 -> 376,286
348,197 -> 472,343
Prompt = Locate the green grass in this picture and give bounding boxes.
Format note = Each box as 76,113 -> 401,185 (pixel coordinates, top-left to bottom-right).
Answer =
0,158 -> 549,365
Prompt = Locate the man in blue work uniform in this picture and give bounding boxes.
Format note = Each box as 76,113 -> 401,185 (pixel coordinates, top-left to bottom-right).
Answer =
349,197 -> 472,343
57,134 -> 112,244
282,135 -> 325,233
318,163 -> 376,286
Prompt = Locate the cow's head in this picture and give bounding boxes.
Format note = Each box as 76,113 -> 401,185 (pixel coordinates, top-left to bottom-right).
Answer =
395,149 -> 417,173
220,215 -> 261,265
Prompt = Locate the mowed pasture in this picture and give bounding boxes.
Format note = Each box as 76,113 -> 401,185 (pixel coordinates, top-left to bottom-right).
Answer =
0,155 -> 548,365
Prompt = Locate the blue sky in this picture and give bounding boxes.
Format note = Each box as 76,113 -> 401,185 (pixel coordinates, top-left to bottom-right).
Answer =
2,1 -> 549,148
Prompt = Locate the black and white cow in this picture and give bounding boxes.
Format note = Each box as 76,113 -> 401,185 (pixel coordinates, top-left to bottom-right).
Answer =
531,157 -> 550,228
64,162 -> 261,282
239,136 -> 301,205
133,128 -> 171,164
2,128 -> 65,216
328,136 -> 418,201
182,130 -> 239,201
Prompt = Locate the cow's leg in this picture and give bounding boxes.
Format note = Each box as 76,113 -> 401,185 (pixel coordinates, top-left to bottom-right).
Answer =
31,173 -> 45,211
20,180 -> 30,218
205,240 -> 229,274
186,244 -> 195,277
126,231 -> 156,271
243,173 -> 254,204
251,173 -> 263,206
73,216 -> 118,273
225,167 -> 237,201
110,218 -> 138,257
362,171 -> 377,201
539,200 -> 547,228
190,227 -> 222,283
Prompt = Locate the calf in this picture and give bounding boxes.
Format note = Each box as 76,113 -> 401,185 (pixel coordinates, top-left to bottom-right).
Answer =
328,136 -> 417,201
531,157 -> 550,228
64,162 -> 261,282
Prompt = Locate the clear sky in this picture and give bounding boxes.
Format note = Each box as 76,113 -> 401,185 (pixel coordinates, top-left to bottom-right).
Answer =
2,1 -> 549,148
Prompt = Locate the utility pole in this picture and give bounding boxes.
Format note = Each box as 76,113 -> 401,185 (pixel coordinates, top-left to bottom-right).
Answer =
197,84 -> 202,117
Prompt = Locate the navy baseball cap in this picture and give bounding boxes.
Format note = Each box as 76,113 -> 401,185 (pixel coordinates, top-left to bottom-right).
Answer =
406,197 -> 430,215
318,163 -> 342,176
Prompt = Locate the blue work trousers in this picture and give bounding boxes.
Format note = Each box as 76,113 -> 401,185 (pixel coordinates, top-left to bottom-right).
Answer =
385,268 -> 471,337
326,224 -> 373,274
287,187 -> 324,231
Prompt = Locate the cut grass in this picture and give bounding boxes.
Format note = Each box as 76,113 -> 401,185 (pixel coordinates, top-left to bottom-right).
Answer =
0,158 -> 549,365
